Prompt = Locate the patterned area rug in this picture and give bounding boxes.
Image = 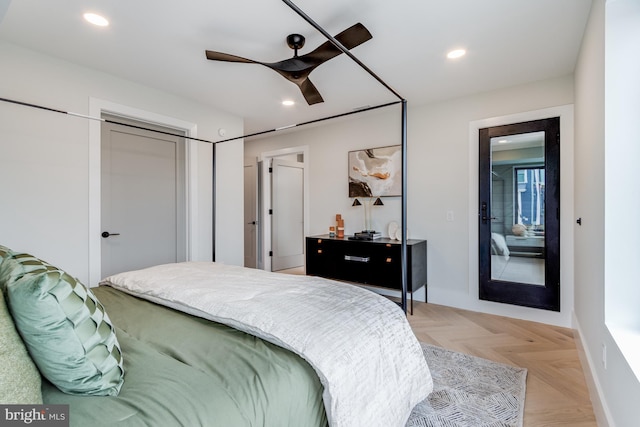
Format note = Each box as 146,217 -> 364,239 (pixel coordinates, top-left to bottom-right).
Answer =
407,343 -> 527,427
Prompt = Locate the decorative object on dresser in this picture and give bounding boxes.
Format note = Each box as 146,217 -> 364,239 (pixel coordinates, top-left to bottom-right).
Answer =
306,235 -> 427,313
352,197 -> 384,234
388,221 -> 399,239
335,214 -> 345,238
387,220 -> 409,241
350,231 -> 381,241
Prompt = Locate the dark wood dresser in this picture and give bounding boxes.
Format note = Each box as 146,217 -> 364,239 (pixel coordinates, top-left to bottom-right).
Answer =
305,235 -> 427,311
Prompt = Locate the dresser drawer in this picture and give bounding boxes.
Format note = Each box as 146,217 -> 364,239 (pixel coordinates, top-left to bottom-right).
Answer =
306,237 -> 338,278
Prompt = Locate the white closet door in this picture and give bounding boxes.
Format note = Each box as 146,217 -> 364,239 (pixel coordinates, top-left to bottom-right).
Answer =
101,119 -> 185,278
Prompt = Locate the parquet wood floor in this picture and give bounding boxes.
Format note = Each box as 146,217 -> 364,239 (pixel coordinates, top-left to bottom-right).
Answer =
407,301 -> 597,426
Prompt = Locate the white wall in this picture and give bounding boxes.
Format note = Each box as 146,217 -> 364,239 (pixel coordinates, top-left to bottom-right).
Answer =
0,41 -> 245,284
574,1 -> 640,426
246,74 -> 575,325
214,139 -> 245,265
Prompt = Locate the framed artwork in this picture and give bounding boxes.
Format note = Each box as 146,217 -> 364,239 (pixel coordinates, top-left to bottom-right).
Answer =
348,145 -> 401,197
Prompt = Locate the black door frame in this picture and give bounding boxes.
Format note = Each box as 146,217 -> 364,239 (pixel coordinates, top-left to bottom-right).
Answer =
479,117 -> 560,311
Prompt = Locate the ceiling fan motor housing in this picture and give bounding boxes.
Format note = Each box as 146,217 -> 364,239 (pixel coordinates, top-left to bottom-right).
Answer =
287,34 -> 306,52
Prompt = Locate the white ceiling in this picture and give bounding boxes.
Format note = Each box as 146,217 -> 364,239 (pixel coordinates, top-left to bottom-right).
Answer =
0,0 -> 592,136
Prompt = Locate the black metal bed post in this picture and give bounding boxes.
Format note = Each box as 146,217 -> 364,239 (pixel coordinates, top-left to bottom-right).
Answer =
400,100 -> 408,314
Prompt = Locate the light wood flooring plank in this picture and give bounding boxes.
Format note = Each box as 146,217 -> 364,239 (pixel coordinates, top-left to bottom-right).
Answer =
407,301 -> 597,426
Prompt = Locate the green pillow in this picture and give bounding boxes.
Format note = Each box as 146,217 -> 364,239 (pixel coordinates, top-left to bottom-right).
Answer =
0,290 -> 43,404
0,250 -> 124,396
0,245 -> 12,286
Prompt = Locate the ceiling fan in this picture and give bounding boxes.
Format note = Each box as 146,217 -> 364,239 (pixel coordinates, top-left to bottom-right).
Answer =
205,23 -> 372,105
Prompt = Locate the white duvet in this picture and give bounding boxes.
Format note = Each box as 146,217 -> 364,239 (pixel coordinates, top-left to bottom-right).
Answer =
101,262 -> 432,427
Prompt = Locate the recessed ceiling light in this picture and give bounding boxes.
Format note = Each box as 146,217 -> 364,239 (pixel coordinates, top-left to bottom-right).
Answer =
446,49 -> 466,59
282,100 -> 295,106
83,13 -> 109,27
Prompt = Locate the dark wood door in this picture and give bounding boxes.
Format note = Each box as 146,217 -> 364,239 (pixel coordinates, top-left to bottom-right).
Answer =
479,117 -> 560,311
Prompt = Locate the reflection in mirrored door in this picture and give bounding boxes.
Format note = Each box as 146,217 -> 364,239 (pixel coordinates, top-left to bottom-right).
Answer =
479,117 -> 560,311
490,132 -> 545,286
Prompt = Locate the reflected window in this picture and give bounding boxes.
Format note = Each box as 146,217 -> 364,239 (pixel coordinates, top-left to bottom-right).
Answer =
515,167 -> 545,227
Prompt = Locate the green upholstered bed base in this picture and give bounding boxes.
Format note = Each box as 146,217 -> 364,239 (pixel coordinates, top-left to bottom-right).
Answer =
42,286 -> 328,427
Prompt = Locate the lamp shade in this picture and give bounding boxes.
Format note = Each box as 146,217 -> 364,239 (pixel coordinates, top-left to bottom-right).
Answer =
352,198 -> 362,206
373,197 -> 384,206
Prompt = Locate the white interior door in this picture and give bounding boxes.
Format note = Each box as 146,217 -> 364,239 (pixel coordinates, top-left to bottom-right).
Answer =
271,158 -> 304,271
101,117 -> 186,278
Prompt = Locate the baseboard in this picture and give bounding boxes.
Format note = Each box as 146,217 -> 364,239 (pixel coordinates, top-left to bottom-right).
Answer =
571,312 -> 614,427
428,287 -> 571,328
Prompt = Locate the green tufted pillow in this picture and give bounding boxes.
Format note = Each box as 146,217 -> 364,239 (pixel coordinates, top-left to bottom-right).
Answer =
0,250 -> 124,396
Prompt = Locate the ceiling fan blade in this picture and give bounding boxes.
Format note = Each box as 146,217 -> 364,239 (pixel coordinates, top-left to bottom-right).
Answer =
205,50 -> 257,64
334,23 -> 373,50
299,78 -> 324,105
304,23 -> 373,63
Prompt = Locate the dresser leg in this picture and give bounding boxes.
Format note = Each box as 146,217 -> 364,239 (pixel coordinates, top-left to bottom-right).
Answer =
410,291 -> 413,315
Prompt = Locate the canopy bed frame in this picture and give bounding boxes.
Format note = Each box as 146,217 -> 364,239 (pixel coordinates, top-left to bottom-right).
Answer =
0,1 -> 411,315
1,3 -> 420,424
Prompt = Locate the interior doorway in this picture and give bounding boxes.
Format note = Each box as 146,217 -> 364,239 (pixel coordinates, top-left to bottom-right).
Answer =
100,115 -> 187,278
88,99 -> 199,286
247,146 -> 309,272
270,158 -> 305,271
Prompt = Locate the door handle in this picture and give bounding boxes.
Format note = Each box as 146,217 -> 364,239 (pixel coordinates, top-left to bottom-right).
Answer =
480,202 -> 497,224
101,231 -> 121,238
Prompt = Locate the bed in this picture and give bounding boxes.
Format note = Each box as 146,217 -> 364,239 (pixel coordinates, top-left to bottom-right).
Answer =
0,246 -> 431,427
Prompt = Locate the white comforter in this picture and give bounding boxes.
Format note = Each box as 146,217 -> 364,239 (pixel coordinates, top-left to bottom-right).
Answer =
101,262 -> 432,427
